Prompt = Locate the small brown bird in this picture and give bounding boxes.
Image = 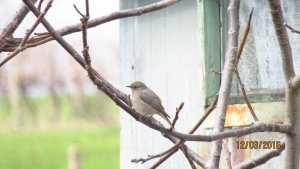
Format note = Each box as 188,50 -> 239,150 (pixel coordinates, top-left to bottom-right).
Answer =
127,81 -> 172,126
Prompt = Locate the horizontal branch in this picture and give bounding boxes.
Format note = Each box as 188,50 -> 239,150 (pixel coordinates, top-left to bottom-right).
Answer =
2,0 -> 180,52
167,122 -> 291,142
233,141 -> 285,169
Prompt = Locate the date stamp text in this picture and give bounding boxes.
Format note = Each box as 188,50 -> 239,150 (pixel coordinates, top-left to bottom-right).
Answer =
236,141 -> 282,149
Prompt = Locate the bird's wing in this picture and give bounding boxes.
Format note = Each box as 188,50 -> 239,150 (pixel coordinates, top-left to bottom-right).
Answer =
139,88 -> 170,118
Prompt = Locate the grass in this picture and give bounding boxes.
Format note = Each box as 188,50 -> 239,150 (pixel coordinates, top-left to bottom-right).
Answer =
0,93 -> 120,169
0,126 -> 120,169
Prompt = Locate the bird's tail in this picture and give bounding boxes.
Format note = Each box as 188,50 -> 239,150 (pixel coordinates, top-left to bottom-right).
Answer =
159,112 -> 172,127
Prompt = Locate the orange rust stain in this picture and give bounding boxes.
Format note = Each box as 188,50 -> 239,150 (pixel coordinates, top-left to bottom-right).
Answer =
225,105 -> 248,126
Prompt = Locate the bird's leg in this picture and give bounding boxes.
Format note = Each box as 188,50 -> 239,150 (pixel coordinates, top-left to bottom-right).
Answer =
146,114 -> 156,123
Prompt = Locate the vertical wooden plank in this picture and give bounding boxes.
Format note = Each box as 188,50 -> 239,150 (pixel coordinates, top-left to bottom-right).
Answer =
120,1 -> 138,169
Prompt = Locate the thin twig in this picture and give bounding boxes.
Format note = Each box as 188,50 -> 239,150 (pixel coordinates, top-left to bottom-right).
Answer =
234,8 -> 259,122
235,8 -> 253,66
235,70 -> 259,121
149,96 -> 218,168
170,102 -> 184,130
0,0 -> 54,67
131,142 -> 180,163
73,4 -> 85,18
23,0 -> 130,104
179,144 -> 197,169
37,0 -> 44,12
284,23 -> 300,34
211,69 -> 222,75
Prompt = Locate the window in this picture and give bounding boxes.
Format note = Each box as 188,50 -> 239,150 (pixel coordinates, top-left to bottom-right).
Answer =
206,0 -> 300,104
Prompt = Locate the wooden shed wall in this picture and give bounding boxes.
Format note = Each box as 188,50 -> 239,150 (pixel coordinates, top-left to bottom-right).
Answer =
120,0 -> 205,168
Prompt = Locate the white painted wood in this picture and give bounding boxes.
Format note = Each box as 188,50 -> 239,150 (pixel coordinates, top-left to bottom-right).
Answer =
120,0 -> 204,168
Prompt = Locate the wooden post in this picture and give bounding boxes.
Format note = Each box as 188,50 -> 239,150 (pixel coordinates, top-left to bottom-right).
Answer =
68,144 -> 81,169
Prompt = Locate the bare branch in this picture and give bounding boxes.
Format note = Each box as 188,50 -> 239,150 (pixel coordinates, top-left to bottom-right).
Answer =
0,0 -> 54,67
268,0 -> 295,82
268,0 -> 299,168
178,144 -> 197,169
149,96 -> 218,168
37,0 -> 44,12
77,2 -> 195,167
235,8 -> 253,66
1,0 -> 181,52
233,141 -> 285,169
284,23 -> 300,34
167,122 -> 291,142
170,102 -> 184,130
73,4 -> 85,18
0,0 -> 38,51
223,139 -> 232,169
233,8 -> 259,122
235,70 -> 259,121
190,96 -> 218,133
162,133 -> 206,167
131,142 -> 180,164
207,0 -> 240,168
23,0 -> 130,104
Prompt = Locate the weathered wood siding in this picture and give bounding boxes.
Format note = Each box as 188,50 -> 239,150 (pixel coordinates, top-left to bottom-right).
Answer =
120,0 -> 205,168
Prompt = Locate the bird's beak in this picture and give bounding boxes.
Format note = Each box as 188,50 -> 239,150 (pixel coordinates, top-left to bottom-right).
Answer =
126,85 -> 132,88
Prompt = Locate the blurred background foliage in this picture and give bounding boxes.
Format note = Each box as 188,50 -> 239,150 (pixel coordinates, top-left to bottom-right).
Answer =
0,49 -> 120,169
0,1 -> 120,169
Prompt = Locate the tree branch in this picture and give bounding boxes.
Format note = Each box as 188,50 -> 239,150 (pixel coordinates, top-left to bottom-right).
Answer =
235,70 -> 259,121
149,96 -> 217,168
234,8 -> 259,122
170,102 -> 184,130
167,122 -> 291,142
207,0 -> 240,168
268,0 -> 295,82
284,23 -> 300,34
223,139 -> 232,169
23,0 -> 129,105
0,0 -> 38,51
0,0 -> 54,67
268,0 -> 299,168
131,142 -> 180,164
1,0 -> 181,52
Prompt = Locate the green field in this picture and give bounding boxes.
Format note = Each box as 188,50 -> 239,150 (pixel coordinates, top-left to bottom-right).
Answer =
0,127 -> 120,169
